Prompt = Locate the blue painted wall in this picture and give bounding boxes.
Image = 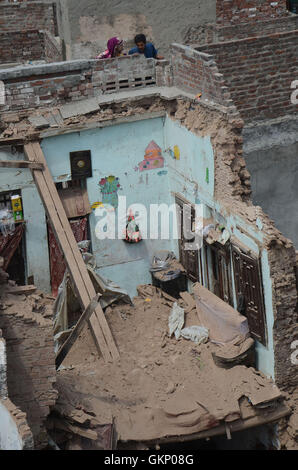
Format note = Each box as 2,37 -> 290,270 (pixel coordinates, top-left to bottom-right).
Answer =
0,148 -> 50,292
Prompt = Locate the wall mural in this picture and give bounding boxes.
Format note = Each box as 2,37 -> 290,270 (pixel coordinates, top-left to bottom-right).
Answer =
137,141 -> 164,172
98,175 -> 121,209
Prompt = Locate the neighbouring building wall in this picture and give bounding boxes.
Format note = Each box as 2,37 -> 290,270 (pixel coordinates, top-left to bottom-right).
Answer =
243,118 -> 298,249
216,0 -> 290,25
0,30 -> 47,65
58,0 -> 216,59
0,2 -> 57,35
197,30 -> 298,122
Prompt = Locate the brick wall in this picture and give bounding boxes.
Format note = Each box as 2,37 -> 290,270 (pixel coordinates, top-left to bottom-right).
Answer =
170,43 -> 237,112
216,0 -> 290,25
0,30 -> 46,64
0,55 -> 161,112
0,306 -> 57,449
44,30 -> 63,63
268,243 -> 298,390
185,16 -> 298,45
0,2 -> 56,35
197,30 -> 298,121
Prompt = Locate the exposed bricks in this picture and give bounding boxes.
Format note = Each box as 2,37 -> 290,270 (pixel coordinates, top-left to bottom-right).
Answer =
0,2 -> 56,35
0,56 -> 161,112
170,43 -> 237,113
0,296 -> 58,449
0,29 -> 62,65
197,30 -> 298,122
216,0 -> 290,26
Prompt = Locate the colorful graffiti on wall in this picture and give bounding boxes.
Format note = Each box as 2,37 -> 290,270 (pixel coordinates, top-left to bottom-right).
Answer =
98,175 -> 121,209
138,141 -> 164,172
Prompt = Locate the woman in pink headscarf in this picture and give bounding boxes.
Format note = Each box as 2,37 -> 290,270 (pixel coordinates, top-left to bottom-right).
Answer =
96,37 -> 125,59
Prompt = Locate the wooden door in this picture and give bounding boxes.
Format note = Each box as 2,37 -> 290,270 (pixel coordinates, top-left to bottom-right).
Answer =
232,245 -> 267,345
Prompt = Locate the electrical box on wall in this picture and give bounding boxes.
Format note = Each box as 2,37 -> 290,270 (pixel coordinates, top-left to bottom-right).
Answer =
70,150 -> 92,179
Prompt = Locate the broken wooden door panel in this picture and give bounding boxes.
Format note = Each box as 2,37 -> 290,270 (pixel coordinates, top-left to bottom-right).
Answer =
48,217 -> 88,297
176,197 -> 199,282
232,245 -> 267,346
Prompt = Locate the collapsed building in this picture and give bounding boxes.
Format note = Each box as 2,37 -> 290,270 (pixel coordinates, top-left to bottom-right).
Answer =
0,0 -> 297,450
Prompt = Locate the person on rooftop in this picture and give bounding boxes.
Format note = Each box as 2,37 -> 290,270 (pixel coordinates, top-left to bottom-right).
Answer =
96,37 -> 125,59
129,34 -> 164,60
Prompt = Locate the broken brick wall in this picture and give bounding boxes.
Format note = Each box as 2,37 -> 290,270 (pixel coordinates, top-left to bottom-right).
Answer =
197,30 -> 298,122
0,296 -> 57,449
170,43 -> 236,112
0,2 -> 56,35
0,30 -> 46,65
216,0 -> 290,25
267,243 -> 298,390
44,30 -> 63,63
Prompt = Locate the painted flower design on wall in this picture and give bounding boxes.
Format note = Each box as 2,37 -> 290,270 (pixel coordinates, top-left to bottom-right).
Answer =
98,175 -> 121,209
138,141 -> 164,172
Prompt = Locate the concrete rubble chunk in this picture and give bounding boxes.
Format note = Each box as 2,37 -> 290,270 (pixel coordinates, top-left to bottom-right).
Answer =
28,115 -> 49,129
60,98 -> 100,120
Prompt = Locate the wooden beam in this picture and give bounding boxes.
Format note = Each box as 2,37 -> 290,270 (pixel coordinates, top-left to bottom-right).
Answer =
30,142 -> 119,362
0,160 -> 44,170
55,294 -> 100,369
24,142 -> 119,363
6,285 -> 37,295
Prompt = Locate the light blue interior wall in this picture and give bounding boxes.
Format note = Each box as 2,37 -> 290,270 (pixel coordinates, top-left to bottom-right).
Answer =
0,116 -> 276,378
41,118 -> 174,297
0,149 -> 50,292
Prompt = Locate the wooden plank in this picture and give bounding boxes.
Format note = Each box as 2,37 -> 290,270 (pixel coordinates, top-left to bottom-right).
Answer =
24,143 -> 113,362
30,142 -> 119,361
56,294 -> 100,369
0,160 -> 44,170
6,285 -> 37,295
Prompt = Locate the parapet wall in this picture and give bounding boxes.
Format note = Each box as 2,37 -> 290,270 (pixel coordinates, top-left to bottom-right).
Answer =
0,2 -> 56,35
0,55 -> 170,112
197,30 -> 298,121
216,0 -> 290,25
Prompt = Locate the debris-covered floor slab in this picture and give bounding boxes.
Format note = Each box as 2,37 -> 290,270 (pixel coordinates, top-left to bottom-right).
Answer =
50,285 -> 289,449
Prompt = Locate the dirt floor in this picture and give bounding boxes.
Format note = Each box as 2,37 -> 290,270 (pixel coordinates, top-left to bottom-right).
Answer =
55,285 -> 283,445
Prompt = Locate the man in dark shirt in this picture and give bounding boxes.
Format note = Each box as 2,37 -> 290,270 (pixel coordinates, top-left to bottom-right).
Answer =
129,34 -> 164,59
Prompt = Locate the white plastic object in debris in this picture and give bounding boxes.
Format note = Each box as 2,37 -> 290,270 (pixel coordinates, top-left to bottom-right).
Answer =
0,208 -> 15,237
180,326 -> 209,345
169,302 -> 185,339
202,224 -> 215,238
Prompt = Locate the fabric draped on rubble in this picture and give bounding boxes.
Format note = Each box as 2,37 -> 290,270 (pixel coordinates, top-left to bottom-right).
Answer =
53,285 -> 285,445
48,217 -> 88,297
0,224 -> 24,271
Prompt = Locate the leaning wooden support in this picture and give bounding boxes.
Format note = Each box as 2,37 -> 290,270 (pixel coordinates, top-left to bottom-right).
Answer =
24,142 -> 119,363
56,294 -> 100,369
